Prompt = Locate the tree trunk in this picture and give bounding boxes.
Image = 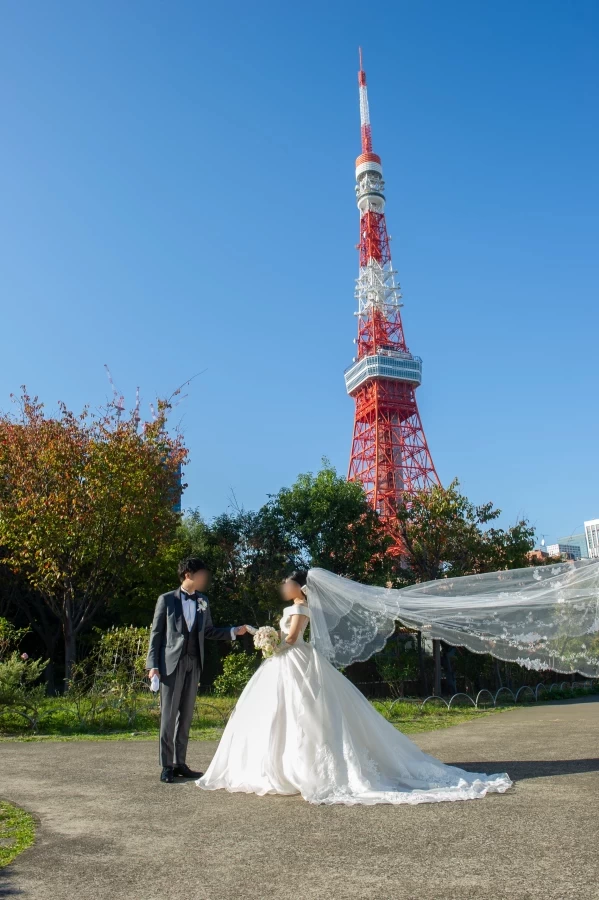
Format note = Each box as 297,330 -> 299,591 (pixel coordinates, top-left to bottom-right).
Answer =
494,659 -> 503,691
433,639 -> 442,696
442,646 -> 457,695
15,589 -> 61,695
40,627 -> 60,695
417,631 -> 426,696
44,660 -> 57,696
63,607 -> 77,689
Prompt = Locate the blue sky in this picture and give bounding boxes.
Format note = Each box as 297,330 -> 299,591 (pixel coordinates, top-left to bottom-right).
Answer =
1,0 -> 597,544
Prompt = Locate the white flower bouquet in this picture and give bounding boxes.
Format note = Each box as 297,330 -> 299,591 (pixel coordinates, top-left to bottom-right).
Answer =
253,626 -> 281,658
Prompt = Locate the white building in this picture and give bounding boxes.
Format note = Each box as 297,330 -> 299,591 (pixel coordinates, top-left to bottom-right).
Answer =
584,520 -> 599,559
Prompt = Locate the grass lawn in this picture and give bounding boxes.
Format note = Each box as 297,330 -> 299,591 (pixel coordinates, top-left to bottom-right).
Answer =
0,693 -> 514,742
0,694 -> 234,742
0,801 -> 36,868
372,699 -> 514,733
1,684 -> 594,743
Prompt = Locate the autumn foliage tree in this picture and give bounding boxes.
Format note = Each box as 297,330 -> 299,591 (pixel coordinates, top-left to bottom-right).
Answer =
0,389 -> 187,685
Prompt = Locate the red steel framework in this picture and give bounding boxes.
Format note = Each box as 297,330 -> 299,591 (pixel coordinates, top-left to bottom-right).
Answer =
346,52 -> 439,531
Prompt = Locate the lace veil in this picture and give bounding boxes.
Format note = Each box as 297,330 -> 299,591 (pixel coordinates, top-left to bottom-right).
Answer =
306,560 -> 599,677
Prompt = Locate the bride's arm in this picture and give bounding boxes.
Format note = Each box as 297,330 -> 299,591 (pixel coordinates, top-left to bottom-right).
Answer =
285,613 -> 308,646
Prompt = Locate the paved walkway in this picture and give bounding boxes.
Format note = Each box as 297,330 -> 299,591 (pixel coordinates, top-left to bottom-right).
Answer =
1,699 -> 598,900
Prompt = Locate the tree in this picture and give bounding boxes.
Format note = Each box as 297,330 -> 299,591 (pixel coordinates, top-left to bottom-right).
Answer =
121,507 -> 291,628
264,461 -> 392,583
125,462 -> 391,643
112,511 -> 203,626
394,479 -> 536,583
393,479 -> 536,695
197,509 -> 292,625
0,389 -> 187,685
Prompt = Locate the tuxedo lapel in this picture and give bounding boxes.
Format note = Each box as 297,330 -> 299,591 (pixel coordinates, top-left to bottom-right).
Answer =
173,588 -> 183,634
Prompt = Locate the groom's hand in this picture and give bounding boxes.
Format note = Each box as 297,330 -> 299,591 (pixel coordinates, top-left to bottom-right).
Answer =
234,625 -> 250,636
148,668 -> 160,680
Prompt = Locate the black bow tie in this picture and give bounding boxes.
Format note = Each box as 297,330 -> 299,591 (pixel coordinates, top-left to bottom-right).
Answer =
183,591 -> 196,600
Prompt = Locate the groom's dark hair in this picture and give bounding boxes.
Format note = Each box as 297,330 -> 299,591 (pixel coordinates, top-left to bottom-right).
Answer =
178,557 -> 210,583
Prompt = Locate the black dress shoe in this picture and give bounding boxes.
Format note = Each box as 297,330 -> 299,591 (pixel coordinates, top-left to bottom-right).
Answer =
160,766 -> 174,783
173,763 -> 203,779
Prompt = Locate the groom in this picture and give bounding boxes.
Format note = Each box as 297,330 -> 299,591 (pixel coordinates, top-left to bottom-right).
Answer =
146,556 -> 249,783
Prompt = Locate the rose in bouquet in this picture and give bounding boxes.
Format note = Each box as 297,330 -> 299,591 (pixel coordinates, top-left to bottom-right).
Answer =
253,626 -> 281,659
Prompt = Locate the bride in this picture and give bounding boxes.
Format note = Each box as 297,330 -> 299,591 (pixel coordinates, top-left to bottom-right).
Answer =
198,558 -> 599,805
197,570 -> 515,806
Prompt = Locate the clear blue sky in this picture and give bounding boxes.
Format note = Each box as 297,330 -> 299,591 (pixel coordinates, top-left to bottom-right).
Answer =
1,1 -> 597,544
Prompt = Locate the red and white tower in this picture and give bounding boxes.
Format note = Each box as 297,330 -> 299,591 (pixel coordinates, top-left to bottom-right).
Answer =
345,52 -> 439,528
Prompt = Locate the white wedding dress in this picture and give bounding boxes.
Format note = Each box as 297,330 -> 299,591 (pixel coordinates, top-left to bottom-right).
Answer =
197,605 -> 512,806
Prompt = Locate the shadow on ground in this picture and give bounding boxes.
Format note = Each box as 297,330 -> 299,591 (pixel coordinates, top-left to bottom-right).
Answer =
451,758 -> 599,781
0,867 -> 24,898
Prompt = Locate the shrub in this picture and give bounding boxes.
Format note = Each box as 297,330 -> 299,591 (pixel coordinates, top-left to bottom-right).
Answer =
213,648 -> 259,697
92,625 -> 150,683
375,637 -> 420,697
0,619 -> 46,731
0,618 -> 29,660
0,616 -> 51,731
67,626 -> 152,728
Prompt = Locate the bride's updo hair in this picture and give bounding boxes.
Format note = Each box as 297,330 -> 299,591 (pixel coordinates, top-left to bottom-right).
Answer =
286,570 -> 308,588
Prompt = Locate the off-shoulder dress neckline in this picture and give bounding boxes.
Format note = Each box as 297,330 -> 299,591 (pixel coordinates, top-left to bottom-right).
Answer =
284,603 -> 309,614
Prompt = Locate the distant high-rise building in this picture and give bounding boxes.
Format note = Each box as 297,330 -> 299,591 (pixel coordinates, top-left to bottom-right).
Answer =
584,519 -> 599,559
554,532 -> 588,559
546,542 -> 582,561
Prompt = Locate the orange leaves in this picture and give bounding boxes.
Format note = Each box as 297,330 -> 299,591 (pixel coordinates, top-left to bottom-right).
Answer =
0,387 -> 188,617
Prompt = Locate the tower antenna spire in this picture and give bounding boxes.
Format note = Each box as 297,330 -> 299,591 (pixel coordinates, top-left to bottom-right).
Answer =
357,48 -> 373,154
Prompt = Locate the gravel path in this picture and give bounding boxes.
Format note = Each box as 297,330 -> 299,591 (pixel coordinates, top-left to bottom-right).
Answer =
1,699 -> 598,900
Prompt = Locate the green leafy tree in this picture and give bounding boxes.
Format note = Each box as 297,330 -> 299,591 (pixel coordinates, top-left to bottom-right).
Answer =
122,507 -> 290,627
120,465 -> 396,638
203,508 -> 294,624
394,479 -> 536,583
114,514 -> 204,625
265,461 -> 392,583
392,479 -> 536,695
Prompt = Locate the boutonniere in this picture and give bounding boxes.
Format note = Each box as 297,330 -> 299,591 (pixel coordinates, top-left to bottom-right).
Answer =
197,598 -> 208,613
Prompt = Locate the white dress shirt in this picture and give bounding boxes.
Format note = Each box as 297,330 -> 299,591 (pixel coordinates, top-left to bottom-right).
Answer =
181,590 -> 238,641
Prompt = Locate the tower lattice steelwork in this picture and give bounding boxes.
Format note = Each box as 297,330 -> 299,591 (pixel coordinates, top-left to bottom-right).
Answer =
345,52 -> 439,529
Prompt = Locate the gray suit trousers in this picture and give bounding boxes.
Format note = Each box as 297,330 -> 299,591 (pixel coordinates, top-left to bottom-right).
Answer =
159,653 -> 200,767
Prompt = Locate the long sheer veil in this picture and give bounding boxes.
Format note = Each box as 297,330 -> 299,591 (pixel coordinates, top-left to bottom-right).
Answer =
306,560 -> 599,677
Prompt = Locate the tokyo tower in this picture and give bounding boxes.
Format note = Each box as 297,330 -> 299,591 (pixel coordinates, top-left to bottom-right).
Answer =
345,51 -> 439,528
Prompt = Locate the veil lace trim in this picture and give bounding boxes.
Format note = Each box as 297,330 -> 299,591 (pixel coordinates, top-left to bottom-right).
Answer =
306,561 -> 599,676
